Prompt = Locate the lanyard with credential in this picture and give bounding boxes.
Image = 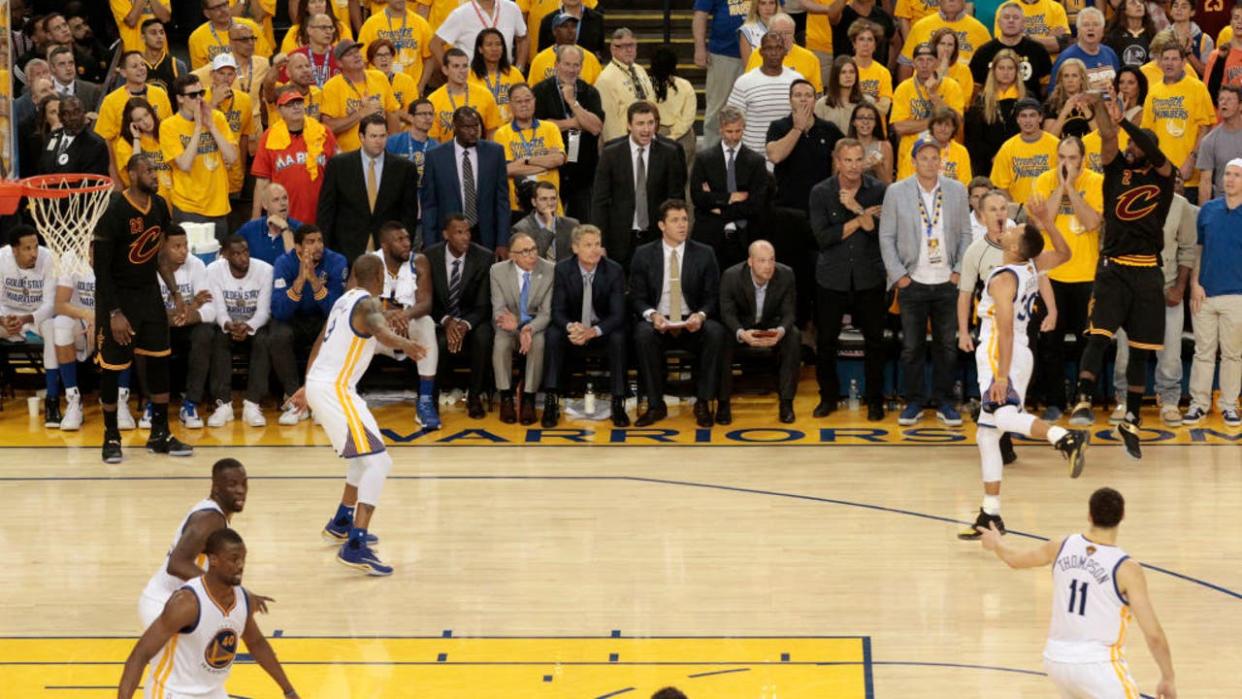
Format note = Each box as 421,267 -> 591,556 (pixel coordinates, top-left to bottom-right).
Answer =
919,186 -> 943,238
471,0 -> 500,28
448,87 -> 471,112
512,119 -> 541,157
483,70 -> 505,102
556,79 -> 576,117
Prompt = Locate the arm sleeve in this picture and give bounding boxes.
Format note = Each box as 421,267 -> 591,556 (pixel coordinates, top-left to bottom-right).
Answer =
1118,118 -> 1167,169
270,257 -> 297,321
93,212 -> 119,315
809,186 -> 846,248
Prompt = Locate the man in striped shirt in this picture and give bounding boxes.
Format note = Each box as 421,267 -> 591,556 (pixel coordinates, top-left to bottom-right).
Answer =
726,32 -> 804,156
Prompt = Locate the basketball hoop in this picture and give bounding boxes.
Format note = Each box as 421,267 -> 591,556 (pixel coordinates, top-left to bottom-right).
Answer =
0,173 -> 115,278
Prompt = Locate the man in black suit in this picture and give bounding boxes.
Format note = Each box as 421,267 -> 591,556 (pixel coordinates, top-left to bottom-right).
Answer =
420,107 -> 511,254
424,214 -> 495,419
717,240 -> 801,425
689,105 -> 769,271
317,113 -> 420,263
542,223 -> 629,428
629,199 -> 726,428
532,47 -> 604,221
37,95 -> 109,176
48,46 -> 101,110
510,181 -> 577,263
592,101 -> 686,269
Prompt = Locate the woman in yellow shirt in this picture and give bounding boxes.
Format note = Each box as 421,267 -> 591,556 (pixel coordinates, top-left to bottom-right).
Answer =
368,38 -> 419,113
897,107 -> 972,183
932,26 -> 975,105
281,0 -> 354,54
850,21 -> 893,116
468,29 -> 525,124
491,82 -> 566,212
113,98 -> 174,202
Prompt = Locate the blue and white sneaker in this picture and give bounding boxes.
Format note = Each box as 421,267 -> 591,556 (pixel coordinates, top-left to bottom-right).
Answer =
1224,409 -> 1242,428
138,401 -> 152,430
1181,406 -> 1207,425
179,401 -> 203,429
416,396 -> 442,431
937,405 -> 963,426
337,542 -> 393,576
898,403 -> 924,426
321,519 -> 379,545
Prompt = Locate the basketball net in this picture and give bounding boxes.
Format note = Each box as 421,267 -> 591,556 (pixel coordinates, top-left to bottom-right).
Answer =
19,174 -> 114,278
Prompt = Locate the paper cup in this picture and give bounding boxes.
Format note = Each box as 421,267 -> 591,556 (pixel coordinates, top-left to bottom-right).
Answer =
27,396 -> 39,418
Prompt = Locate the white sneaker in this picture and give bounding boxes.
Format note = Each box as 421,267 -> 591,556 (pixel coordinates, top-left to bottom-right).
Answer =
179,401 -> 204,429
242,400 -> 267,427
138,401 -> 152,430
279,403 -> 309,425
1109,403 -> 1126,425
207,400 -> 234,428
60,391 -> 83,431
1160,405 -> 1182,427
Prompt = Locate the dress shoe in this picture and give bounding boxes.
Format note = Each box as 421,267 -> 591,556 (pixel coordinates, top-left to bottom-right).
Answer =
611,398 -> 630,427
541,394 -> 560,428
499,394 -> 517,423
519,393 -> 537,425
634,403 -> 667,427
867,402 -> 885,422
812,399 -> 836,418
466,393 -> 486,419
714,401 -> 733,425
694,400 -> 714,427
779,399 -> 795,423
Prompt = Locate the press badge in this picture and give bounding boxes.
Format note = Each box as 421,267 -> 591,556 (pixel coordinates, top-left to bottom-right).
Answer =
566,129 -> 581,163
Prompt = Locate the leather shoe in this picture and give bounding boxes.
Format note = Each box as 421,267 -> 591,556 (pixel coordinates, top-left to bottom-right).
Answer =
519,394 -> 537,425
779,399 -> 795,423
611,398 -> 630,427
714,401 -> 732,425
466,394 -> 486,419
812,399 -> 836,418
867,402 -> 885,422
694,400 -> 714,428
541,394 -> 559,428
634,403 -> 667,427
499,394 -> 517,423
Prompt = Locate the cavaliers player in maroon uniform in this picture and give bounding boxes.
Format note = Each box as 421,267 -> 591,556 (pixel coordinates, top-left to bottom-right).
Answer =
93,154 -> 194,463
1068,92 -> 1175,460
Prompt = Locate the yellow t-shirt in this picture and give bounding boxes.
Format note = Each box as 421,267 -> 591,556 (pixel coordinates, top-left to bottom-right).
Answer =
1140,60 -> 1199,90
320,69 -> 401,151
517,0 -> 600,63
492,119 -> 566,210
995,0 -> 1068,45
990,131 -> 1060,206
159,111 -> 236,217
417,0 -> 464,32
358,9 -> 434,88
279,22 -> 355,54
204,87 -> 256,194
894,0 -> 940,24
946,60 -> 974,105
110,0 -> 156,53
230,0 -> 276,52
856,59 -> 894,105
466,66 -> 525,124
265,83 -> 324,127
434,82 -> 503,139
387,71 -> 419,112
806,14 -> 833,55
528,45 -> 601,86
896,138 -> 972,183
902,13 -> 992,62
114,132 -> 173,202
1219,25 -> 1233,48
890,75 -> 965,158
1081,128 -> 1130,174
187,18 -> 272,70
743,44 -> 825,93
1033,168 -> 1104,282
94,85 -> 174,143
1141,73 -> 1216,186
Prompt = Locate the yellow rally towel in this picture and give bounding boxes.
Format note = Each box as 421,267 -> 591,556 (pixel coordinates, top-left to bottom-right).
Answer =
265,115 -> 327,181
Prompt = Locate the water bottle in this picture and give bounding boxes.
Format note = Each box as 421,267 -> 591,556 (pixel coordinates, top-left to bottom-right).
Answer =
584,382 -> 596,415
848,379 -> 860,411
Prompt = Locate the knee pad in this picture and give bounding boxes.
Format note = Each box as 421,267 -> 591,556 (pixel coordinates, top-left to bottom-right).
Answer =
1125,348 -> 1151,389
355,451 -> 393,506
1080,334 -> 1112,377
53,316 -> 79,346
993,404 -> 1036,436
976,427 -> 1004,483
142,354 -> 170,395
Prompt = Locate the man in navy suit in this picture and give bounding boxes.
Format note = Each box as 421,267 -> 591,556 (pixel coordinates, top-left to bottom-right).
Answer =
542,224 -> 630,428
420,107 -> 511,255
629,199 -> 726,428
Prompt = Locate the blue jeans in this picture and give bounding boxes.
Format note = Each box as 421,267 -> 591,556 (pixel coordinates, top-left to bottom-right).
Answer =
899,280 -> 958,405
1113,300 -> 1183,406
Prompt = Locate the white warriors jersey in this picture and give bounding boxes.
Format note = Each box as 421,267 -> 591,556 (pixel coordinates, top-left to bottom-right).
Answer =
1044,534 -> 1133,664
306,287 -> 377,390
142,499 -> 225,603
372,250 -> 418,308
146,576 -> 249,698
57,253 -> 96,311
977,261 -> 1040,354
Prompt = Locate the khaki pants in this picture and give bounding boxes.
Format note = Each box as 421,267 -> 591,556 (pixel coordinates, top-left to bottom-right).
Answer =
702,53 -> 741,149
1189,293 -> 1242,412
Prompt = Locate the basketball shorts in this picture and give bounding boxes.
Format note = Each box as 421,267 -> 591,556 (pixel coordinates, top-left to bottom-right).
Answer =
1043,657 -> 1140,699
1086,262 -> 1165,350
306,380 -> 386,459
145,685 -> 228,699
975,340 -> 1033,427
96,286 -> 170,371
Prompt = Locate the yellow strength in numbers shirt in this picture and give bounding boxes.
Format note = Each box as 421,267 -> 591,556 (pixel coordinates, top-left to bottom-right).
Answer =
492,119 -> 565,211
428,82 -> 503,141
358,8 -> 434,88
990,131 -> 1060,207
1141,72 -> 1215,187
320,69 -> 401,151
1033,167 -> 1104,283
159,110 -> 237,217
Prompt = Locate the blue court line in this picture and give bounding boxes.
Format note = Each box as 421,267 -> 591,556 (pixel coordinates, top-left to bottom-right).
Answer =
595,689 -> 634,698
862,637 -> 874,699
0,473 -> 1237,602
686,667 -> 750,678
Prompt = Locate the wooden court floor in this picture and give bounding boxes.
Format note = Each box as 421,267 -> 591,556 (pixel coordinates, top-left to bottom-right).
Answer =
0,394 -> 1239,697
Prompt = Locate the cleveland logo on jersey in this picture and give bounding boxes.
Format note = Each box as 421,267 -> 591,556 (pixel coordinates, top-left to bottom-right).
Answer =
204,628 -> 239,669
1114,184 -> 1162,221
127,217 -> 162,265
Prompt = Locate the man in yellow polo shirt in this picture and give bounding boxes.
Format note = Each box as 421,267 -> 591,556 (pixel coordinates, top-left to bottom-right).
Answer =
991,97 -> 1060,205
320,40 -> 402,151
1031,132 -> 1103,419
160,74 -> 239,241
892,42 -> 965,164
528,15 -> 602,85
900,0 -> 991,81
1143,39 -> 1216,198
358,0 -> 435,92
491,83 -> 567,211
426,46 -> 502,140
743,13 -> 824,93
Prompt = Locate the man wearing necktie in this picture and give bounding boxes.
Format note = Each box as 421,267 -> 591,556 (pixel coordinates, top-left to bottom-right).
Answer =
595,28 -> 655,143
629,200 -> 727,428
690,106 -> 770,271
37,95 -> 109,176
542,224 -> 630,427
489,232 -> 555,424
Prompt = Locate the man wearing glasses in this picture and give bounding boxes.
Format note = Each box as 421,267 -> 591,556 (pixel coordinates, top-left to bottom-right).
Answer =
489,232 -> 555,424
188,0 -> 271,71
160,74 -> 240,243
195,24 -> 272,129
596,28 -> 655,143
386,98 -> 438,185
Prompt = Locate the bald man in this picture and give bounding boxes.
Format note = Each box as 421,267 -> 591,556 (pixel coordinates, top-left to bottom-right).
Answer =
717,240 -> 801,424
236,182 -> 304,265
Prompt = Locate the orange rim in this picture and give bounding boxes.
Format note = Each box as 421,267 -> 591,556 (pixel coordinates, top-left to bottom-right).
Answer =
18,173 -> 114,200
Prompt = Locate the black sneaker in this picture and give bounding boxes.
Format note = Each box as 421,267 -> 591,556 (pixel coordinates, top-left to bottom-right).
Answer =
147,432 -> 194,457
958,508 -> 1006,540
1000,432 -> 1017,465
102,434 -> 123,464
1055,429 -> 1090,478
1069,399 -> 1094,426
1117,418 -> 1142,460
44,397 -> 62,428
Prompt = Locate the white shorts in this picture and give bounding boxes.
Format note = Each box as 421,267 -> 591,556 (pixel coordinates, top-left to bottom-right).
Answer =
145,684 -> 228,699
1043,657 -> 1140,699
306,380 -> 386,458
53,315 -> 93,361
976,340 -> 1033,425
138,591 -> 166,630
374,314 -> 438,375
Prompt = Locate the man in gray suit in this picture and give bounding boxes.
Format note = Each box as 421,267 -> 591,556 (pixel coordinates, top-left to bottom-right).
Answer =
490,232 -> 556,425
879,137 -> 972,427
510,181 -> 578,263
48,46 -> 101,111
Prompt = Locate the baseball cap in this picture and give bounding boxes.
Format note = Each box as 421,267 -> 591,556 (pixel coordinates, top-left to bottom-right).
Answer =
334,39 -> 362,61
911,133 -> 941,159
911,42 -> 935,59
1013,97 -> 1043,115
552,12 -> 580,27
210,53 -> 238,72
276,89 -> 306,107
